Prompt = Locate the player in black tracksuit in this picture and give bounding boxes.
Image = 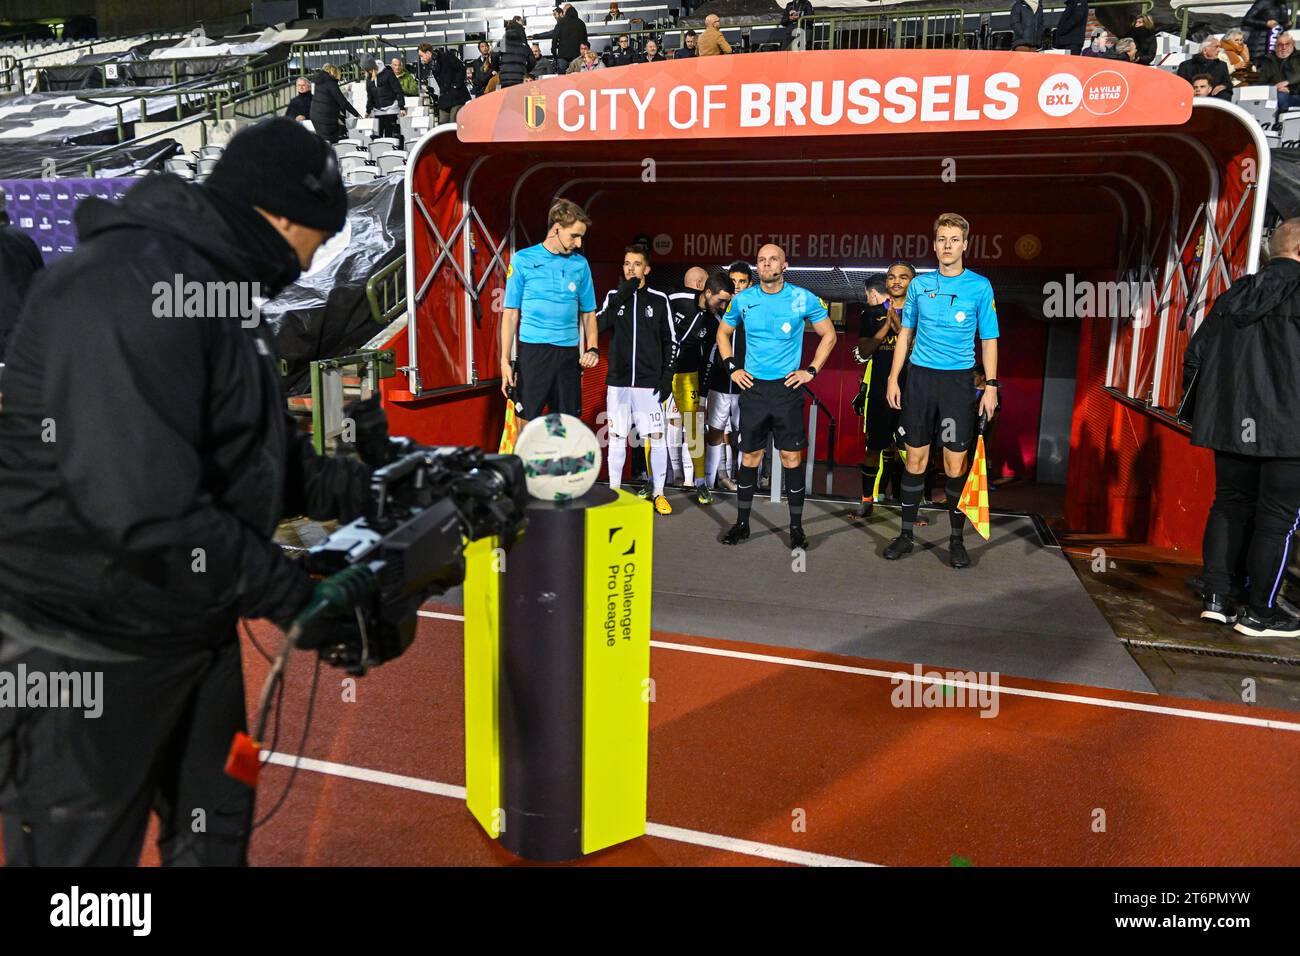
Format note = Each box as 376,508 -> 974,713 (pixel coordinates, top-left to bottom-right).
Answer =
597,245 -> 676,510
668,280 -> 730,504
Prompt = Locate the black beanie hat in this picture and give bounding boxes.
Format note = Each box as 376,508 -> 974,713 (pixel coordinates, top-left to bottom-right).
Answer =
205,118 -> 348,234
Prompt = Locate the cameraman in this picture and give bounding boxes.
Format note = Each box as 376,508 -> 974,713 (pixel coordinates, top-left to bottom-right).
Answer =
0,119 -> 373,866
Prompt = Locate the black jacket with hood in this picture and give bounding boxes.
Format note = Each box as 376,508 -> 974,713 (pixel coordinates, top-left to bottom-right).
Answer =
1010,0 -> 1044,48
0,174 -> 370,658
309,69 -> 360,142
366,64 -> 405,113
597,280 -> 675,392
1181,256 -> 1300,458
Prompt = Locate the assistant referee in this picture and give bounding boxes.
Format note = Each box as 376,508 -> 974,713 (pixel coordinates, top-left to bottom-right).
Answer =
716,243 -> 837,550
499,199 -> 599,423
885,213 -> 1000,568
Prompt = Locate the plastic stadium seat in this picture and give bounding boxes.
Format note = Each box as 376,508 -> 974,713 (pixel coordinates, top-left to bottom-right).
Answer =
340,154 -> 371,174
196,157 -> 219,175
377,153 -> 406,175
346,168 -> 379,185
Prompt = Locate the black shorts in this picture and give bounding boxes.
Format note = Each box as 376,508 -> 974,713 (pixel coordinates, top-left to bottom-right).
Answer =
515,341 -> 582,420
897,364 -> 977,453
864,394 -> 902,451
739,378 -> 807,453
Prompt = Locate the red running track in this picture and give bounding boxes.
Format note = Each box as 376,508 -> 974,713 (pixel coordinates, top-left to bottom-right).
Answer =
8,608 -> 1299,866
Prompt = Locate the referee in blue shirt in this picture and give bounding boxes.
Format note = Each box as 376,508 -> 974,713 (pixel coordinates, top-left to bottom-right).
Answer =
499,199 -> 599,422
715,244 -> 838,550
884,213 -> 1000,568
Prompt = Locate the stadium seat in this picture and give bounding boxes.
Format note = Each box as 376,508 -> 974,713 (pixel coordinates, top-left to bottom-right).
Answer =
377,153 -> 406,176
339,154 -> 371,174
346,168 -> 379,185
196,157 -> 219,175
165,157 -> 194,175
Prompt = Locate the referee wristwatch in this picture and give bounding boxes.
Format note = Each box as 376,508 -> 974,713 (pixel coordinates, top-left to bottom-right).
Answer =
984,379 -> 1000,388
805,365 -> 819,378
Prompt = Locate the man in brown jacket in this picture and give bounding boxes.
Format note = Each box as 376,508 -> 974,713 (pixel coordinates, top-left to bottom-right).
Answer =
698,14 -> 732,55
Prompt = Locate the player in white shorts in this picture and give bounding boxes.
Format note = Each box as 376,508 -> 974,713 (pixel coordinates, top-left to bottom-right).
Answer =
598,244 -> 677,514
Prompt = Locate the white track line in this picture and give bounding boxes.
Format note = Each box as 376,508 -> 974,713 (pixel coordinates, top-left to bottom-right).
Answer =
261,751 -> 874,867
416,610 -> 1300,732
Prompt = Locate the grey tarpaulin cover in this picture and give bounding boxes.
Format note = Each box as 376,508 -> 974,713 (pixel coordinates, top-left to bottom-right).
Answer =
261,173 -> 405,394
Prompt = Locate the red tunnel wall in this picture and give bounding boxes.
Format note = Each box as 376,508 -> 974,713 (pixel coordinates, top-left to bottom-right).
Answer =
1065,310 -> 1214,555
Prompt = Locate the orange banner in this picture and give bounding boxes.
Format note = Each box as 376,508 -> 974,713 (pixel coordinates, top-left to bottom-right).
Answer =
457,50 -> 1191,143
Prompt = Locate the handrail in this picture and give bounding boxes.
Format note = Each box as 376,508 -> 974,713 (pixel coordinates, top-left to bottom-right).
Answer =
1175,0 -> 1296,42
366,253 -> 408,325
10,60 -> 294,178
309,349 -> 396,454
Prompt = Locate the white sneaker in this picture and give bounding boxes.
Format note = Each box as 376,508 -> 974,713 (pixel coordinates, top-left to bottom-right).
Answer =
717,475 -> 738,492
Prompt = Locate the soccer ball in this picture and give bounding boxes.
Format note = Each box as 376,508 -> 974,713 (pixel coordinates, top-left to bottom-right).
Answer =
513,413 -> 602,502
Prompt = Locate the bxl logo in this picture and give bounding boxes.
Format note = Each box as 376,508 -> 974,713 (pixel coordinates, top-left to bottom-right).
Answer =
1037,73 -> 1082,118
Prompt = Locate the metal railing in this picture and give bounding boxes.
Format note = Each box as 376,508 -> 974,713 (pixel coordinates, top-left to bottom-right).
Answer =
1176,1 -> 1297,42
366,254 -> 408,325
802,8 -> 969,51
11,58 -> 296,178
309,350 -> 397,454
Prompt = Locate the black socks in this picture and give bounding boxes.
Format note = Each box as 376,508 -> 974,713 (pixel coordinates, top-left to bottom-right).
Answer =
900,472 -> 926,536
947,475 -> 967,538
735,463 -> 758,527
784,465 -> 805,529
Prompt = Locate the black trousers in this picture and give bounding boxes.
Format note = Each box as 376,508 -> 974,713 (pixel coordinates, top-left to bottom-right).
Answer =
376,113 -> 402,148
0,635 -> 254,866
1202,452 -> 1300,612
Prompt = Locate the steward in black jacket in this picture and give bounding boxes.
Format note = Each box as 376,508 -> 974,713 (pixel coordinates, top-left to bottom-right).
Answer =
1181,245 -> 1300,633
598,277 -> 674,397
0,119 -> 373,865
535,7 -> 589,63
366,62 -> 405,113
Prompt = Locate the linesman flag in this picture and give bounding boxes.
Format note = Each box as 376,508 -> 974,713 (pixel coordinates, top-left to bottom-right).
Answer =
499,397 -> 522,454
958,426 -> 990,541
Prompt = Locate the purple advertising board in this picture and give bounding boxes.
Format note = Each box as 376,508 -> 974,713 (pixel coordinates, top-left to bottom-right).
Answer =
0,178 -> 138,263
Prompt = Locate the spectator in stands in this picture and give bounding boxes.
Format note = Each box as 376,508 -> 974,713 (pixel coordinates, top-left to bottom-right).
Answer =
0,190 -> 44,365
534,5 -> 587,64
643,38 -> 666,62
676,30 -> 699,58
285,76 -> 312,122
606,2 -> 623,22
1081,28 -> 1112,57
471,40 -> 497,96
1182,217 -> 1300,638
1053,0 -> 1087,55
778,0 -> 813,51
699,14 -> 732,55
1190,74 -> 1214,97
576,49 -> 604,72
567,40 -> 592,71
1220,28 -> 1251,79
1123,14 -> 1157,64
1177,37 -> 1233,100
497,19 -> 537,89
363,55 -> 405,146
413,43 -> 436,91
1258,32 -> 1300,109
608,34 -> 637,66
433,47 -> 471,124
531,41 -> 544,63
466,65 -> 477,97
1243,0 -> 1289,60
1106,37 -> 1138,61
392,56 -> 419,98
309,64 -> 360,144
1010,0 -> 1043,52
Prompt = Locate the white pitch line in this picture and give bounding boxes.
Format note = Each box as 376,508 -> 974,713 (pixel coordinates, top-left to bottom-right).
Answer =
261,751 -> 876,867
416,610 -> 1300,732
